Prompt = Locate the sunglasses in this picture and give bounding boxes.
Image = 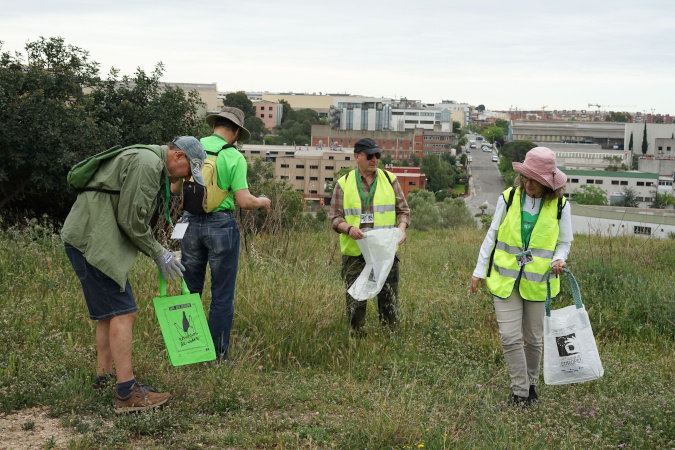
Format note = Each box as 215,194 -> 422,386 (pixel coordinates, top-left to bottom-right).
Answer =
363,153 -> 382,161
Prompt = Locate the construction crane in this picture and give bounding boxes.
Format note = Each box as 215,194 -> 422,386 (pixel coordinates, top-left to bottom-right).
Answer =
541,105 -> 548,119
587,103 -> 636,110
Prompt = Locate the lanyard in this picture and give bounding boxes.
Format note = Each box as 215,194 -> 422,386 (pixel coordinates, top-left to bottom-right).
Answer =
164,177 -> 173,227
356,169 -> 378,211
521,191 -> 543,250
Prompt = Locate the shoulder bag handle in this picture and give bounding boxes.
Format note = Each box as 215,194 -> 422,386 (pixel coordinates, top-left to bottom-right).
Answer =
157,266 -> 191,297
545,266 -> 583,317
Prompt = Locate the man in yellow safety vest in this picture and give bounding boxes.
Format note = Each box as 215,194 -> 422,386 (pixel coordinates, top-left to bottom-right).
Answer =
329,138 -> 410,335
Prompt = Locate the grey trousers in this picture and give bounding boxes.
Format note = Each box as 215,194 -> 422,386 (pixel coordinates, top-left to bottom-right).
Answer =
493,290 -> 545,397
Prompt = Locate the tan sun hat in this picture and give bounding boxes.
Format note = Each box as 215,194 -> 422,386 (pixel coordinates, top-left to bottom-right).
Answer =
512,147 -> 567,190
205,106 -> 251,142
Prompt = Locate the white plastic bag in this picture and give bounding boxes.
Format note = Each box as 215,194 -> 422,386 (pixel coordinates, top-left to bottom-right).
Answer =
347,228 -> 403,301
543,268 -> 604,385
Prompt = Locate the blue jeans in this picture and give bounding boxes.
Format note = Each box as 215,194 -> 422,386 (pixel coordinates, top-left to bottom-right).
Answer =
180,211 -> 240,359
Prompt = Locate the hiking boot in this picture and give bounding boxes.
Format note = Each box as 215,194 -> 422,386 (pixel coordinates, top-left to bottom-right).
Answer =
92,373 -> 114,390
507,393 -> 530,407
114,382 -> 171,414
528,385 -> 539,403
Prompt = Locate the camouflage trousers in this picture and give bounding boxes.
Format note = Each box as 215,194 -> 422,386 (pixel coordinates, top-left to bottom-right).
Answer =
341,254 -> 400,330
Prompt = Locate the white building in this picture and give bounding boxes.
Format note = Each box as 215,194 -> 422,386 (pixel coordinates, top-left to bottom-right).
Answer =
571,204 -> 675,239
332,98 -> 471,132
625,123 -> 675,157
563,170 -> 661,208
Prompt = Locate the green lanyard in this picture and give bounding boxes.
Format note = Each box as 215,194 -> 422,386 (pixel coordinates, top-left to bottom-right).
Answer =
356,169 -> 378,210
164,177 -> 173,227
520,191 -> 543,250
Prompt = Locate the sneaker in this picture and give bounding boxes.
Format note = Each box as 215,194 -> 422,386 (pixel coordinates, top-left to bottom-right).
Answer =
114,382 -> 171,414
92,373 -> 114,390
528,385 -> 539,403
507,393 -> 531,407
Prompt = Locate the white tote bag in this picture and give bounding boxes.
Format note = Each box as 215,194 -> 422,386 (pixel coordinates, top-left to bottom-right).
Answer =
347,228 -> 403,301
543,268 -> 604,385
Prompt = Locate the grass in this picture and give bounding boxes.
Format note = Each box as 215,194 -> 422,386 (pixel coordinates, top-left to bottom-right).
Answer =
0,216 -> 673,448
453,184 -> 467,195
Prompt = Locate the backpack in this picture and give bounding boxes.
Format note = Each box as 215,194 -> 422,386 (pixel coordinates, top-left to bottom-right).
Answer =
182,144 -> 235,215
67,145 -> 160,194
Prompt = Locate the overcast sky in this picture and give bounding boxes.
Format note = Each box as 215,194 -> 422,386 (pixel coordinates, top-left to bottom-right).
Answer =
2,0 -> 674,114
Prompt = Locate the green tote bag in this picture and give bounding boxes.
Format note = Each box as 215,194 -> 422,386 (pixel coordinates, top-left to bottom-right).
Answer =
153,268 -> 216,366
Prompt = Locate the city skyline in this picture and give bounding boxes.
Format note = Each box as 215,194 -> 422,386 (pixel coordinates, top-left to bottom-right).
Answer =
2,0 -> 674,115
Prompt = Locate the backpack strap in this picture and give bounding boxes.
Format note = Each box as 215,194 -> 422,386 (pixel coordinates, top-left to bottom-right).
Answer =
206,143 -> 236,157
77,146 -> 161,194
487,188 -> 515,278
557,197 -> 563,220
505,187 -> 516,213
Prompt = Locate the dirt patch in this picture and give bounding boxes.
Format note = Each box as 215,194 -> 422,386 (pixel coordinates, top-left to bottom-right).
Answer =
0,408 -> 83,449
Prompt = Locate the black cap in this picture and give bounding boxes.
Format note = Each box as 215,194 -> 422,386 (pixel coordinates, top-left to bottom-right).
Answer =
354,138 -> 381,154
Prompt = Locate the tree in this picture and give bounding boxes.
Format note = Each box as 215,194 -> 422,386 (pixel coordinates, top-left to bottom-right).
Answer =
642,123 -> 649,155
438,198 -> 475,229
277,99 -> 292,124
460,154 -> 468,166
458,137 -> 468,146
494,119 -> 509,135
0,37 -> 114,214
654,116 -> 664,124
477,104 -> 485,112
409,154 -> 421,167
407,189 -> 440,231
482,125 -> 504,144
649,191 -> 674,209
605,112 -> 632,122
572,185 -> 608,205
223,92 -> 256,117
629,131 -> 633,151
614,186 -> 639,207
452,121 -> 461,134
244,116 -> 268,143
0,37 -> 214,222
91,64 -> 208,146
421,155 -> 455,192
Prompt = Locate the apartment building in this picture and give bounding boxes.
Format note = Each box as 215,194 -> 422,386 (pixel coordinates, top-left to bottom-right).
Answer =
311,125 -> 418,161
563,170 -> 660,208
274,148 -> 357,208
387,166 -> 427,198
252,100 -> 282,131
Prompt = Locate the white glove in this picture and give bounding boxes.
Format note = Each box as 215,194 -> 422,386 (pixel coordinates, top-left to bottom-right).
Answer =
154,248 -> 185,281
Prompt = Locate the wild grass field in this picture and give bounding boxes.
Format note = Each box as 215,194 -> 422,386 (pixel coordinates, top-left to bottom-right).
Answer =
0,217 -> 673,449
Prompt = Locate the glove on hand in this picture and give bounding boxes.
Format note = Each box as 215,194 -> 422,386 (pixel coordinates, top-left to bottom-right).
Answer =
154,248 -> 185,281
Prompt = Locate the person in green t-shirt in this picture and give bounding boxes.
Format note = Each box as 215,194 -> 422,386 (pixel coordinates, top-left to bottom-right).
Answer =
177,107 -> 270,363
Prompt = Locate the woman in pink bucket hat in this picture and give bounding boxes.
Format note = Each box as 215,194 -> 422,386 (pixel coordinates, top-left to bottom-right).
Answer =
470,147 -> 573,406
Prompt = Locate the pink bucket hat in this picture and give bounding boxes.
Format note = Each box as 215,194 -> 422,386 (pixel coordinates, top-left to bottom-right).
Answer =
512,147 -> 567,190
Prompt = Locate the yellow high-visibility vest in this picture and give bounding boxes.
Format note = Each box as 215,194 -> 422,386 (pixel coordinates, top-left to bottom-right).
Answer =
486,187 -> 565,301
337,168 -> 397,256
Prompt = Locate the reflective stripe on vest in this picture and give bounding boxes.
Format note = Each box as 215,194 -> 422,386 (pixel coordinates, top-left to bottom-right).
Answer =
337,168 -> 397,256
485,187 -> 564,301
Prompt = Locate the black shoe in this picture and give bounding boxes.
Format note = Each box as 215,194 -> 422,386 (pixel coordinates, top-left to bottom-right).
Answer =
92,373 -> 114,390
508,393 -> 531,407
528,385 -> 539,403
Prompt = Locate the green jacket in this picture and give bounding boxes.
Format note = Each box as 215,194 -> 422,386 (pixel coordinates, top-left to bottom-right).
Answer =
61,145 -> 168,290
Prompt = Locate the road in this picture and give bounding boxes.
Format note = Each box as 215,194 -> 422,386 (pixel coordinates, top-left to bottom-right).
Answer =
464,138 -> 505,218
